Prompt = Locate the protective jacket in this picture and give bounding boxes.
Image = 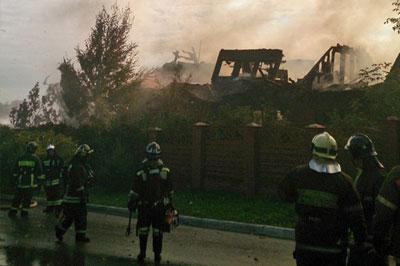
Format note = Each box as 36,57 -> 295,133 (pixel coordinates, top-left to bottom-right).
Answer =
374,166 -> 400,258
63,158 -> 92,204
130,159 -> 172,205
42,155 -> 64,187
13,153 -> 42,189
279,164 -> 367,256
355,158 -> 385,234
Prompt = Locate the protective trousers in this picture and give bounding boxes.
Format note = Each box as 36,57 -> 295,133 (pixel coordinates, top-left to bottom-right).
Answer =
57,202 -> 87,238
44,185 -> 62,214
137,204 -> 164,256
9,188 -> 33,216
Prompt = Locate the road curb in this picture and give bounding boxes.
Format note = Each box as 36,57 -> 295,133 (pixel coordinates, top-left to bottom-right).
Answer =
0,193 -> 295,240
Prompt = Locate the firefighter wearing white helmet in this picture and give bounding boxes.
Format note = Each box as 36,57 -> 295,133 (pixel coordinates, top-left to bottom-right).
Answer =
279,132 -> 368,266
128,141 -> 173,266
41,144 -> 64,216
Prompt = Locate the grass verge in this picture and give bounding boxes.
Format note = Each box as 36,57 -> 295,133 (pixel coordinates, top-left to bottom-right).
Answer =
90,188 -> 296,228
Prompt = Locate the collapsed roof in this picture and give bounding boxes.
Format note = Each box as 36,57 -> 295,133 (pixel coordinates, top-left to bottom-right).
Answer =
211,49 -> 288,85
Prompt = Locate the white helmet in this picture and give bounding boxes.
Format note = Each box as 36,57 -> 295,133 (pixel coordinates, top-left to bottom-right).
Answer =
146,142 -> 161,159
311,132 -> 338,160
46,144 -> 55,151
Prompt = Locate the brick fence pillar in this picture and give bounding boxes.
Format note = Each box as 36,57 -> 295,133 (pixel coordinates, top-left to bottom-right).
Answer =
148,127 -> 162,143
385,116 -> 400,168
244,122 -> 261,196
191,122 -> 209,190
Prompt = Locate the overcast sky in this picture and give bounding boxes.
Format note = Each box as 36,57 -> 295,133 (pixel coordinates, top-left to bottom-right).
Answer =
1,0 -> 399,102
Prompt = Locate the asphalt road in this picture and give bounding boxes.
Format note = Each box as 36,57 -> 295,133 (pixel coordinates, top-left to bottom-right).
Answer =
0,202 -> 296,266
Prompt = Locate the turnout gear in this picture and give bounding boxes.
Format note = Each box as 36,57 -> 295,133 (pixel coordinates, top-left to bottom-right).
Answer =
373,166 -> 400,265
311,132 -> 338,160
8,147 -> 43,217
56,146 -> 94,243
128,144 -> 173,265
279,133 -> 366,266
344,135 -> 385,234
41,145 -> 64,216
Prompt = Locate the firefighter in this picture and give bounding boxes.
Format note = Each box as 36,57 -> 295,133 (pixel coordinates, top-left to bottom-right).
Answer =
41,144 -> 64,216
346,134 -> 387,266
279,132 -> 367,266
8,141 -> 43,217
373,165 -> 400,266
128,142 -> 173,265
55,144 -> 94,243
344,134 -> 385,233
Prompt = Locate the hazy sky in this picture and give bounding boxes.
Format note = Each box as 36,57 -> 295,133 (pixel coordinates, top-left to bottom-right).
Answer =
0,0 -> 399,102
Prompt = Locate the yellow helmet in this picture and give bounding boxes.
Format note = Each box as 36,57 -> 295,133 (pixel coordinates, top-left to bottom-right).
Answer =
311,132 -> 338,160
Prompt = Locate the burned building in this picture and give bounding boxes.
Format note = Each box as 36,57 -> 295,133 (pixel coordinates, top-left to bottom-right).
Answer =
211,49 -> 288,86
299,44 -> 361,90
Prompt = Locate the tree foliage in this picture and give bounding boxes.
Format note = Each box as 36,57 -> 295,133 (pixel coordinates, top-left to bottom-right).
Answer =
9,82 -> 60,128
386,0 -> 400,34
359,62 -> 392,85
58,5 -> 141,124
59,58 -> 89,121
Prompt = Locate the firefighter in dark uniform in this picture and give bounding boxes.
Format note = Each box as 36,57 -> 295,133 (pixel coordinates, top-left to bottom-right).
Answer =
373,166 -> 400,266
55,144 -> 94,243
128,142 -> 173,265
8,141 -> 43,217
345,134 -> 385,234
279,132 -> 367,266
41,144 -> 64,216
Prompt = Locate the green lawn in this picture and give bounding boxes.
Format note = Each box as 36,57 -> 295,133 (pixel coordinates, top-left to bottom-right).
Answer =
90,188 -> 297,228
1,183 -> 297,228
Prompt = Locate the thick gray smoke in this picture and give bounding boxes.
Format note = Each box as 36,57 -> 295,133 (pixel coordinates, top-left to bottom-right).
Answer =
0,0 -> 399,99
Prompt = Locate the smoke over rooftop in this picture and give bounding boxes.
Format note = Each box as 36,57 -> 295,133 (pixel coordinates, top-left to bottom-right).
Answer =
0,0 -> 399,100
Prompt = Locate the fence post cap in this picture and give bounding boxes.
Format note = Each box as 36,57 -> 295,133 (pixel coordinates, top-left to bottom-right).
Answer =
305,123 -> 326,129
194,122 -> 209,127
387,116 -> 399,121
246,122 -> 262,128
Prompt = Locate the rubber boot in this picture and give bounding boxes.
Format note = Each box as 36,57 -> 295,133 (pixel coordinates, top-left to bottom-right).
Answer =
154,253 -> 161,266
137,235 -> 148,264
55,226 -> 65,242
153,235 -> 163,266
75,233 -> 90,243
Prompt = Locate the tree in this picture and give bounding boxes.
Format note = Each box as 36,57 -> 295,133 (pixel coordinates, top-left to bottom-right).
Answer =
41,83 -> 62,124
9,82 -> 61,128
386,0 -> 400,34
359,62 -> 392,85
10,83 -> 41,128
9,99 -> 31,128
58,4 -> 141,124
59,58 -> 89,121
